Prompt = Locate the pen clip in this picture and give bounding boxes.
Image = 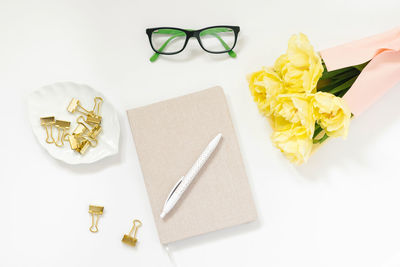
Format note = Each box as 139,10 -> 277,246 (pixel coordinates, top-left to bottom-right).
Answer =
164,176 -> 184,208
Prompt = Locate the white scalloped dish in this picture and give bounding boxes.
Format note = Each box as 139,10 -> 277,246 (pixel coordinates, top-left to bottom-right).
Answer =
27,82 -> 120,164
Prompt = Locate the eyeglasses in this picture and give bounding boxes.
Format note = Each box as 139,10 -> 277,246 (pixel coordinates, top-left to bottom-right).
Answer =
146,26 -> 240,62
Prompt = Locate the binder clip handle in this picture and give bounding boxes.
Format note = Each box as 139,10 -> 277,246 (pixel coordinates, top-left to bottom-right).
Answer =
44,125 -> 55,144
54,120 -> 71,147
129,219 -> 142,237
92,97 -> 103,115
67,98 -> 92,116
89,215 -> 99,233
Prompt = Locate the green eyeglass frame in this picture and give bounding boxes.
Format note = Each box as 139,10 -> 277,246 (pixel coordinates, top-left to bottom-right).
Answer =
146,26 -> 240,62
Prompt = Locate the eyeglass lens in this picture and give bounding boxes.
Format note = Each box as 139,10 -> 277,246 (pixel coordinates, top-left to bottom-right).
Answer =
151,29 -> 187,54
199,27 -> 235,53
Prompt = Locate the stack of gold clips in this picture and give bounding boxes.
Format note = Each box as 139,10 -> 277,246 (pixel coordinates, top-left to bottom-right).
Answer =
40,97 -> 103,155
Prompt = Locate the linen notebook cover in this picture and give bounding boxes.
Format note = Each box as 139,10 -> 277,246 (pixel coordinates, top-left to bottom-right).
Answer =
127,86 -> 257,244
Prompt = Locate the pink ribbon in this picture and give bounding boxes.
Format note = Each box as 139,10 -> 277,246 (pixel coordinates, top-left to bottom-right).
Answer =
320,27 -> 400,117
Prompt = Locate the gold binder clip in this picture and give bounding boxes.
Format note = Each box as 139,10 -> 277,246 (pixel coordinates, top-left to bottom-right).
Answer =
73,122 -> 89,136
76,115 -> 93,128
85,136 -> 98,147
85,97 -> 103,125
78,140 -> 91,154
78,137 -> 98,154
40,116 -> 56,144
92,97 -> 103,115
88,205 -> 104,233
67,134 -> 80,150
67,98 -> 92,116
86,114 -> 102,125
122,219 -> 142,247
64,96 -> 103,155
54,120 -> 71,147
88,125 -> 102,139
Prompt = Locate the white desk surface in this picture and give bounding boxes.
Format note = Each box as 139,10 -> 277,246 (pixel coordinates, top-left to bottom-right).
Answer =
1,0 -> 400,266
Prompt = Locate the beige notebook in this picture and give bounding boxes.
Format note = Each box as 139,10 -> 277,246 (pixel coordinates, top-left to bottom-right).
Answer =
127,86 -> 257,244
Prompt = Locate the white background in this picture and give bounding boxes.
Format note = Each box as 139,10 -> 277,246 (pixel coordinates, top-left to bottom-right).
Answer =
1,0 -> 400,266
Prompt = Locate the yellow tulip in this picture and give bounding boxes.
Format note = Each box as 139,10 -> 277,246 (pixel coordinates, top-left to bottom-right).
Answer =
248,67 -> 283,115
274,33 -> 323,94
312,92 -> 351,138
271,114 -> 292,131
271,122 -> 313,164
272,93 -> 315,138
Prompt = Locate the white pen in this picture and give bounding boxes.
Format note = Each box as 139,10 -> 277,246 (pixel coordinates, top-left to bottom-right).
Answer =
160,133 -> 223,219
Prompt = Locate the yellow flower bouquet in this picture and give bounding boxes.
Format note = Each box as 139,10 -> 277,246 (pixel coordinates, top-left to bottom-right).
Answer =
248,33 -> 366,164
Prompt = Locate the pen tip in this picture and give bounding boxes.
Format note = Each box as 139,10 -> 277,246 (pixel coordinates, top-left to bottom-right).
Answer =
160,212 -> 166,219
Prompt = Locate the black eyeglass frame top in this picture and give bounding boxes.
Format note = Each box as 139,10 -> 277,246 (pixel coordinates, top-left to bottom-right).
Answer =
145,25 -> 240,55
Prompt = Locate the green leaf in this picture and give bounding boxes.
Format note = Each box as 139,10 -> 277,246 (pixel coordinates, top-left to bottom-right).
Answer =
313,123 -> 323,138
353,61 -> 369,72
320,65 -> 357,80
313,133 -> 329,144
329,68 -> 359,82
328,76 -> 357,94
312,122 -> 329,144
318,77 -> 351,93
336,90 -> 347,98
320,59 -> 368,81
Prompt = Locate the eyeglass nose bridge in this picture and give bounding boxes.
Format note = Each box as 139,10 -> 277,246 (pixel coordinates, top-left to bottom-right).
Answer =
185,31 -> 196,39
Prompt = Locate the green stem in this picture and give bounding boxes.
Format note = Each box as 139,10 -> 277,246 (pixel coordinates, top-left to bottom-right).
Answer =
328,76 -> 358,95
320,59 -> 369,80
329,68 -> 360,82
318,75 -> 354,93
320,66 -> 353,80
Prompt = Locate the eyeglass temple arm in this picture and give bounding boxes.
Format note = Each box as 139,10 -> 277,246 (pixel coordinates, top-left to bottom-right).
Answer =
149,28 -> 236,62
